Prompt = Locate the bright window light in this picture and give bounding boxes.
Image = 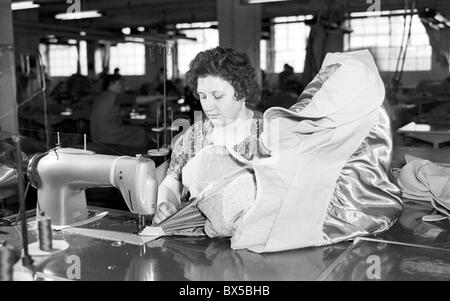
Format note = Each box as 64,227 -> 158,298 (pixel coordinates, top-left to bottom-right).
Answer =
48,43 -> 88,77
109,43 -> 145,76
11,1 -> 40,10
345,11 -> 432,71
55,10 -> 102,20
273,15 -> 311,73
176,22 -> 219,75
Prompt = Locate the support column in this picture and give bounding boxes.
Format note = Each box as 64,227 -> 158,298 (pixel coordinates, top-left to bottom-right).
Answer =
216,0 -> 261,79
13,9 -> 39,53
86,41 -> 96,77
0,0 -> 18,134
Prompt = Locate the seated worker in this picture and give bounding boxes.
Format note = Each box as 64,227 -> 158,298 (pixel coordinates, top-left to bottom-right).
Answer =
262,79 -> 303,110
278,63 -> 294,91
90,74 -> 146,148
153,46 -> 263,223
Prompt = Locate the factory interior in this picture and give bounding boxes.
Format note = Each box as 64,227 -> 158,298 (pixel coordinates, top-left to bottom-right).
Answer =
1,0 -> 450,282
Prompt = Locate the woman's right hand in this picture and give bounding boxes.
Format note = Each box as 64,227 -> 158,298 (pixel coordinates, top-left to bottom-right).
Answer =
152,201 -> 178,224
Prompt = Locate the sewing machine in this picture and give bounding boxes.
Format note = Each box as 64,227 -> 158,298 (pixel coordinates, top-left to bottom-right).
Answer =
27,147 -> 158,226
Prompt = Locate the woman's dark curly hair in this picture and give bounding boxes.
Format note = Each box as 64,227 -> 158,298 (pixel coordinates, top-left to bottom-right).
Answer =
185,46 -> 261,109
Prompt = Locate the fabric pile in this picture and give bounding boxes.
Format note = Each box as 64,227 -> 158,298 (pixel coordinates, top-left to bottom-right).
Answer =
187,49 -> 403,253
397,157 -> 450,218
222,49 -> 403,252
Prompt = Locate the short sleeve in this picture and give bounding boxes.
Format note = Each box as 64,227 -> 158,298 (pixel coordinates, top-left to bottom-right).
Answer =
166,130 -> 191,181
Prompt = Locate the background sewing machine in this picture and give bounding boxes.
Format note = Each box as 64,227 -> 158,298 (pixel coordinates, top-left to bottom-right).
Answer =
27,147 -> 158,227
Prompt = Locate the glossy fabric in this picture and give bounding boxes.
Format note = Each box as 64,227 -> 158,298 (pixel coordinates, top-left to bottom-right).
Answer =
226,50 -> 402,252
292,55 -> 403,243
0,165 -> 17,187
323,107 -> 403,243
397,159 -> 450,217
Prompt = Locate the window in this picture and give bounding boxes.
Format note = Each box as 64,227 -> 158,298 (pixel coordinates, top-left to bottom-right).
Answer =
273,15 -> 312,73
79,41 -> 87,75
38,43 -> 48,70
260,39 -> 267,71
344,11 -> 432,71
166,46 -> 174,80
95,48 -> 103,75
48,43 -> 87,77
176,22 -> 219,76
109,42 -> 146,76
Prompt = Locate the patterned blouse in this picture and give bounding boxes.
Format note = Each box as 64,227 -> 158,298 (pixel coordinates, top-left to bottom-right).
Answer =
166,110 -> 264,187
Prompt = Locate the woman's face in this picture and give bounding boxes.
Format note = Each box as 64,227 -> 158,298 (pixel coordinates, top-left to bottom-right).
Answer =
197,75 -> 244,126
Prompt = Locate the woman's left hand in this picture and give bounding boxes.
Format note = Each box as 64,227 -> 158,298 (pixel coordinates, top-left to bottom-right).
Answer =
152,201 -> 178,224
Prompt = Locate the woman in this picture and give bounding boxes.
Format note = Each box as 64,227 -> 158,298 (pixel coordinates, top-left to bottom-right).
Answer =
153,46 -> 263,224
90,74 -> 146,148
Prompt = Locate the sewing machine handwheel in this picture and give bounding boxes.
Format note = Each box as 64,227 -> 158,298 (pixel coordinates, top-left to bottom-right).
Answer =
27,152 -> 47,189
148,148 -> 170,157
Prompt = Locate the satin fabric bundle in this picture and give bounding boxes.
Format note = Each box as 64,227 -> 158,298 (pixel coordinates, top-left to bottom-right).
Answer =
397,158 -> 450,218
0,166 -> 18,187
225,49 -> 403,252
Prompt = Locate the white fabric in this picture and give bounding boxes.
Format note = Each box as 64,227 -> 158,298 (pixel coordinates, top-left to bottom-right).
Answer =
211,104 -> 254,148
182,144 -> 246,199
225,49 -> 386,252
157,175 -> 182,207
181,144 -> 255,237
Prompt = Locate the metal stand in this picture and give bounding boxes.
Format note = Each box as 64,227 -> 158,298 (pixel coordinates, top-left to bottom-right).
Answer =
12,135 -> 34,269
147,42 -> 173,158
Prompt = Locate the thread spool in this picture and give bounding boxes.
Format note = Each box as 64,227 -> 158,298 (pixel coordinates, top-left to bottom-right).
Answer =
38,216 -> 53,251
0,246 -> 13,281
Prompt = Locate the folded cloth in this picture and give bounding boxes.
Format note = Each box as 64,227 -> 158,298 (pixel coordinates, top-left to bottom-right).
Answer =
197,166 -> 256,238
0,165 -> 18,187
397,158 -> 450,217
194,50 -> 403,253
182,144 -> 256,238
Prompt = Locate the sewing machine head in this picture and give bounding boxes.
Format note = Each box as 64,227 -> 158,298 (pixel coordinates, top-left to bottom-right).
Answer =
27,148 -> 158,226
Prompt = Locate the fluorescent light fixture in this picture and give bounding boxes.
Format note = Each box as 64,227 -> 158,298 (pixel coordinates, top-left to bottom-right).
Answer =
55,10 -> 102,20
125,37 -> 144,43
137,27 -> 145,32
11,1 -> 40,10
80,31 -> 86,36
121,27 -> 131,35
351,9 -> 418,18
245,0 -> 290,4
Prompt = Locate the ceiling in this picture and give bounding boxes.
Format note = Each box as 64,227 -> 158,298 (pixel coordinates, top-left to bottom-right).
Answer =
11,0 -> 450,42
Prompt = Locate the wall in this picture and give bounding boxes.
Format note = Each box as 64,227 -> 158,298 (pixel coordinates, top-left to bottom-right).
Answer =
48,43 -> 167,94
265,51 -> 449,90
0,0 -> 18,133
380,52 -> 449,88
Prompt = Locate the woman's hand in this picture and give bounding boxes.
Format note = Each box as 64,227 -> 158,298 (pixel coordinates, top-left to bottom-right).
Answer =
152,201 -> 178,224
